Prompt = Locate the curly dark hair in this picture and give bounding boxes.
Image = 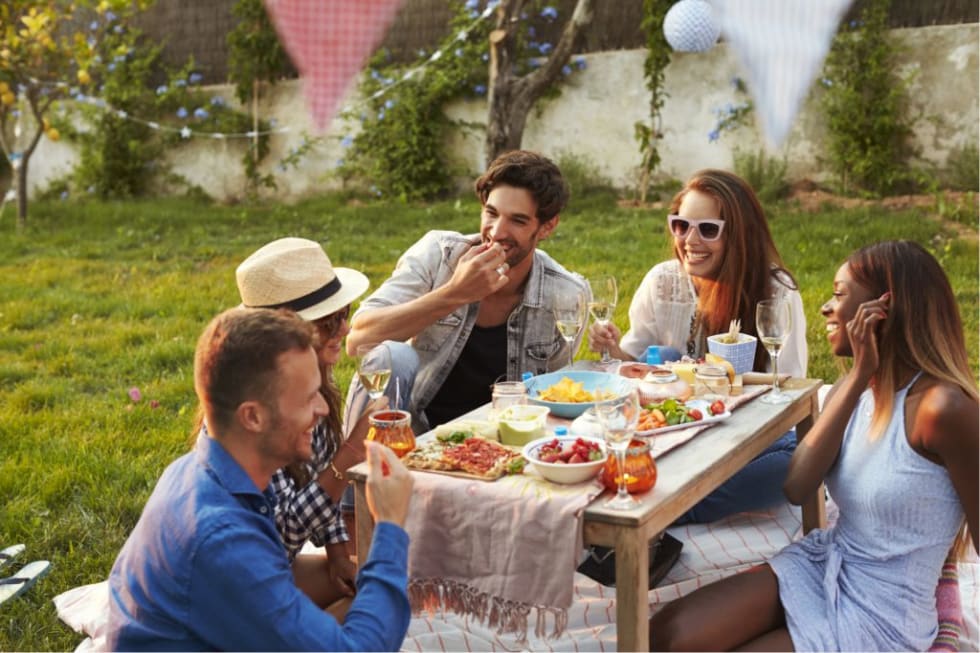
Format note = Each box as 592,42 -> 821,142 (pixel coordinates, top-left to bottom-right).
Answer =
474,150 -> 569,221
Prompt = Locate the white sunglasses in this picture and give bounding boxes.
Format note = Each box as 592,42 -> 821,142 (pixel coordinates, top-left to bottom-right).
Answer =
667,215 -> 726,241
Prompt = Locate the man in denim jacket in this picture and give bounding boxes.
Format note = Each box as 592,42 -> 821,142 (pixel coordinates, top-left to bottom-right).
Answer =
346,150 -> 588,434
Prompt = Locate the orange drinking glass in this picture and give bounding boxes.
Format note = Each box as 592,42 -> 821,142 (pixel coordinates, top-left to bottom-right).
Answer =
600,438 -> 657,494
366,409 -> 416,458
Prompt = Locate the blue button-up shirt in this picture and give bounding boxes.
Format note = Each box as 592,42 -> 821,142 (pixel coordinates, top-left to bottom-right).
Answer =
107,434 -> 410,651
355,230 -> 589,432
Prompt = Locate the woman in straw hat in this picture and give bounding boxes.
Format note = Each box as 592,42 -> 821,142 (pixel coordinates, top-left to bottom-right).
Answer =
232,237 -> 384,606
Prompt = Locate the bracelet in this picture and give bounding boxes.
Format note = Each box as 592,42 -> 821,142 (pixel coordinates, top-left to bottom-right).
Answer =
328,461 -> 345,482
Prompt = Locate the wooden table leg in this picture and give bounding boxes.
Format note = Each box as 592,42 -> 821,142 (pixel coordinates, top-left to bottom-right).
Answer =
614,527 -> 650,652
795,395 -> 827,533
353,479 -> 374,564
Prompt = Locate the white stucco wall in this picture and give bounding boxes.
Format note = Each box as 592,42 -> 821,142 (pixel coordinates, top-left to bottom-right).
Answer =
27,23 -> 979,202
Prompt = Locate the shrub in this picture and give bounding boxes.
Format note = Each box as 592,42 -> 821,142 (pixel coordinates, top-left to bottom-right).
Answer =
820,0 -> 916,195
733,149 -> 789,204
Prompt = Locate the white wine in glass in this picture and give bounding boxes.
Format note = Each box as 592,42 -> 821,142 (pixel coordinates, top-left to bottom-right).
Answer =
356,343 -> 392,400
587,275 -> 618,365
595,389 -> 640,510
554,290 -> 587,368
755,299 -> 791,404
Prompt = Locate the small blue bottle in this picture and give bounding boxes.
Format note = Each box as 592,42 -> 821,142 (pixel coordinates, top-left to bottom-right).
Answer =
646,345 -> 662,365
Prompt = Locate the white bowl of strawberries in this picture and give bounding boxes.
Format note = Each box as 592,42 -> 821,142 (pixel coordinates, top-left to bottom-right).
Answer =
522,435 -> 606,484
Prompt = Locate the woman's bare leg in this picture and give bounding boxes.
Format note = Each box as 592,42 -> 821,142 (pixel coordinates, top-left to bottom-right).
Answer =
292,553 -> 349,609
650,564 -> 788,651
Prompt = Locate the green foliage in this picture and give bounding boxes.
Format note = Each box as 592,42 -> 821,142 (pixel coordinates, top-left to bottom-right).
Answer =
820,0 -> 916,195
554,149 -> 614,196
944,142 -> 979,192
933,190 -> 978,228
733,149 -> 789,204
226,0 -> 291,106
340,1 -> 586,201
634,0 -> 672,200
338,5 -> 492,201
57,16 -> 269,201
226,0 -> 294,197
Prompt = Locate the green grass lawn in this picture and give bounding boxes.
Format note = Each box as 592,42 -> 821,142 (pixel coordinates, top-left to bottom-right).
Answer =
1,190 -> 976,650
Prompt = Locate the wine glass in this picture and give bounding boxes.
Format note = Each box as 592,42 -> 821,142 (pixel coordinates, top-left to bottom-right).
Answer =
595,389 -> 640,510
356,343 -> 392,401
554,289 -> 587,369
755,299 -> 792,404
587,275 -> 618,366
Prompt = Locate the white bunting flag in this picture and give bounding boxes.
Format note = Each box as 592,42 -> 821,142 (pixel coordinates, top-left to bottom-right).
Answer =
712,0 -> 853,148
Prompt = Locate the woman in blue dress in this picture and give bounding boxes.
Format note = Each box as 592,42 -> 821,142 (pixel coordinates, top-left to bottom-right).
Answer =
649,240 -> 978,651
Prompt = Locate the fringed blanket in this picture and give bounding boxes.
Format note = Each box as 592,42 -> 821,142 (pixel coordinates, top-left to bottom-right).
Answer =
404,469 -> 603,641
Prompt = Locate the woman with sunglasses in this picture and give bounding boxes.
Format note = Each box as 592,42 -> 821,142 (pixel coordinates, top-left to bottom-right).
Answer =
649,241 -> 976,651
588,169 -> 807,523
223,237 -> 388,608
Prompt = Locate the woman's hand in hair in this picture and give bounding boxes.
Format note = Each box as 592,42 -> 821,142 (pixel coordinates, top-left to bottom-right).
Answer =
846,292 -> 889,382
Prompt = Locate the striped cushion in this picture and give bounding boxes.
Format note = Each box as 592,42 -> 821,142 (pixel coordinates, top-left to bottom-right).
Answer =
930,561 -> 962,652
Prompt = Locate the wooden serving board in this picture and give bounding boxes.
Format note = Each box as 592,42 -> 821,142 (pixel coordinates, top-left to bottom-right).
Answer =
403,440 -> 524,482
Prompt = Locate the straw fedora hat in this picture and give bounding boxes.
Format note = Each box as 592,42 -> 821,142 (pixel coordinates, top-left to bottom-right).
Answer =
236,237 -> 370,322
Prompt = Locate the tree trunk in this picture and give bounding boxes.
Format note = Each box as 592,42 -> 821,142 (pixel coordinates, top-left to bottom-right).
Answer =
485,0 -> 595,166
16,156 -> 28,230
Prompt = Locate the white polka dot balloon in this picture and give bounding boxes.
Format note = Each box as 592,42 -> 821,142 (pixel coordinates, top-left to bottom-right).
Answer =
663,0 -> 720,53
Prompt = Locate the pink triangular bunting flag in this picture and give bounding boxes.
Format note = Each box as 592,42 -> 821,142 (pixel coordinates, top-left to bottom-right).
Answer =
264,0 -> 406,132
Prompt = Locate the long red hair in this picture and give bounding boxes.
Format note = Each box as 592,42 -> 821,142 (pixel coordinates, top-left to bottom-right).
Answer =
669,169 -> 796,371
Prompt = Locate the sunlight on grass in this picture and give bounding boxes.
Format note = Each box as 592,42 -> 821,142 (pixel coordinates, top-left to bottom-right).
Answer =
0,193 -> 976,650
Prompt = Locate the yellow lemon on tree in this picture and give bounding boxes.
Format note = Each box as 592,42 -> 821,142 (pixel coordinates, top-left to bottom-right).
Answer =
46,127 -> 60,142
705,353 -> 736,384
77,69 -> 91,85
1,91 -> 15,106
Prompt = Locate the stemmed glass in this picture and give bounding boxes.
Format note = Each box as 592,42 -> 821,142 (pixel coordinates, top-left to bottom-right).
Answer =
356,343 -> 392,401
554,289 -> 587,369
587,275 -> 618,366
755,299 -> 791,404
595,389 -> 640,510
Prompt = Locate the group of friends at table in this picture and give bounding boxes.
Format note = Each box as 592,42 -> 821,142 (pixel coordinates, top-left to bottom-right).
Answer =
106,150 -> 977,651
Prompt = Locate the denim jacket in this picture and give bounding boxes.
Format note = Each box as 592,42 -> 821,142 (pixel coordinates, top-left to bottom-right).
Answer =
355,230 -> 589,431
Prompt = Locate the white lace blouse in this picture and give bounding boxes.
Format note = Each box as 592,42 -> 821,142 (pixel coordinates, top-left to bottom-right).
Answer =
619,260 -> 808,377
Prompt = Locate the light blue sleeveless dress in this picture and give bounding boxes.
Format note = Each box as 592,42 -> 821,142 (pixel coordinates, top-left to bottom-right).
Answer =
768,374 -> 964,651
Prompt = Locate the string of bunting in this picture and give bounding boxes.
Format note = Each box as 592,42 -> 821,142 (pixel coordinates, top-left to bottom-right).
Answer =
20,2 -> 498,143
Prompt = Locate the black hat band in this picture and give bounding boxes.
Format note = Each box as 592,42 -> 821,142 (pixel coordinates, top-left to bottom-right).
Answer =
250,276 -> 342,312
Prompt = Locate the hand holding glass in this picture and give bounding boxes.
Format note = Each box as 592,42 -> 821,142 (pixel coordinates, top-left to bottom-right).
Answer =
554,291 -> 587,368
587,275 -> 618,365
755,299 -> 791,404
356,343 -> 392,400
595,389 -> 640,510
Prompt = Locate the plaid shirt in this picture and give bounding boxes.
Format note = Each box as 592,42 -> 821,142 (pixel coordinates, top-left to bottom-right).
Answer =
199,423 -> 349,561
270,422 -> 349,561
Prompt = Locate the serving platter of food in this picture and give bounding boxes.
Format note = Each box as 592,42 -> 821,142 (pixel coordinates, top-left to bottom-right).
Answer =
636,397 -> 730,437
403,423 -> 525,481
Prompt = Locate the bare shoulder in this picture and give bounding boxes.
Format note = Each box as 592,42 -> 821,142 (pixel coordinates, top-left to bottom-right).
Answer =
910,381 -> 978,456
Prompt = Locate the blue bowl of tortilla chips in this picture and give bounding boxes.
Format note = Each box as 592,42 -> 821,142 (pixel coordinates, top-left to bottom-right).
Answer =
524,370 -> 634,419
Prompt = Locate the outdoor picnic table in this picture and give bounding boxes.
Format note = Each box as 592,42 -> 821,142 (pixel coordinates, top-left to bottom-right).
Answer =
347,376 -> 825,652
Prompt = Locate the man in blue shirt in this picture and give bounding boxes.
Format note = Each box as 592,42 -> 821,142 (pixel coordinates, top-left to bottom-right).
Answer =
107,308 -> 413,651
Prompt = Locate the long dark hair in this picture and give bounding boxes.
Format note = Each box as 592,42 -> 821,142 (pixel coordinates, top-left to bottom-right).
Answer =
845,240 -> 977,435
669,169 -> 796,371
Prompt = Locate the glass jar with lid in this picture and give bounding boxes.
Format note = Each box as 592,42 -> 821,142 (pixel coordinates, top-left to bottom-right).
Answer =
638,368 -> 692,404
